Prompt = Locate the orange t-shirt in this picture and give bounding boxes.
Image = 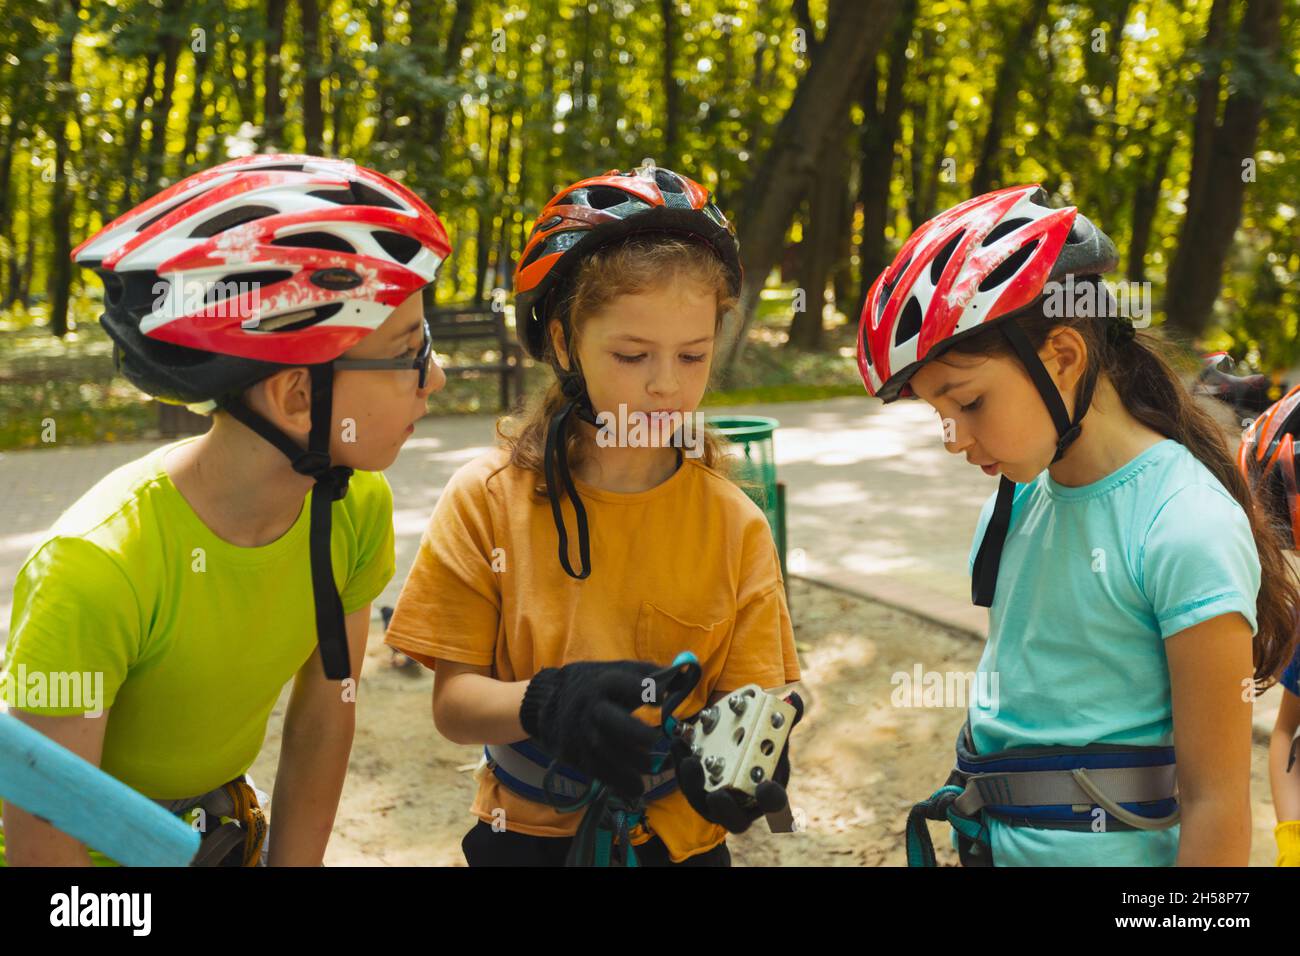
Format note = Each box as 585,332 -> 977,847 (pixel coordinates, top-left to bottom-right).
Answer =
385,445 -> 801,861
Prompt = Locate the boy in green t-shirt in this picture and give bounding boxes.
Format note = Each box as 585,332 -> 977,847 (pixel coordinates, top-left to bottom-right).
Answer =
0,154 -> 450,866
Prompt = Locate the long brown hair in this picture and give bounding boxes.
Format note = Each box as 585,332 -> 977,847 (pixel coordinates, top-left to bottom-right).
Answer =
949,286 -> 1300,684
497,235 -> 739,497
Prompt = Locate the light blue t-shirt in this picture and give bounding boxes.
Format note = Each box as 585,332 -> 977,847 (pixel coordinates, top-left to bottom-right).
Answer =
964,439 -> 1260,867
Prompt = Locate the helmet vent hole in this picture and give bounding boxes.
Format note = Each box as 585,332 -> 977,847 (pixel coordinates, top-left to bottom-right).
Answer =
270,232 -> 355,254
255,302 -> 343,333
519,237 -> 557,270
371,230 -> 421,263
585,186 -> 630,210
205,270 -> 294,305
877,254 -> 912,321
349,181 -> 403,210
978,239 -> 1040,292
654,169 -> 684,193
894,297 -> 923,347
190,205 -> 277,238
981,218 -> 1032,248
136,199 -> 190,232
308,183 -> 403,210
930,231 -> 965,284
245,163 -> 307,174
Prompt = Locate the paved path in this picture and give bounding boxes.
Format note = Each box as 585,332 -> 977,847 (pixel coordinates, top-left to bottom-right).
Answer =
0,396 -> 1284,735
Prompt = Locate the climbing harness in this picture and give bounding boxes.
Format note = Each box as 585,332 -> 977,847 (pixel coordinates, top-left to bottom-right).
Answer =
158,775 -> 269,867
487,651 -> 702,866
906,720 -> 1180,867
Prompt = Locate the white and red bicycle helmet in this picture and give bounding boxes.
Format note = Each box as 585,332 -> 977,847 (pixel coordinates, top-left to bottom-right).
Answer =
1238,383 -> 1300,550
73,154 -> 451,679
74,153 -> 450,403
856,185 -> 1120,606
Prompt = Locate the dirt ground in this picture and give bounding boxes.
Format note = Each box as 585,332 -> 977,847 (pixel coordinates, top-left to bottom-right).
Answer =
251,577 -> 1284,866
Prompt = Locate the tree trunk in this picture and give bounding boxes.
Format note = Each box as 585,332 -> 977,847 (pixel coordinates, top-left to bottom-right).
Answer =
857,0 -> 916,309
788,110 -> 854,351
724,0 -> 902,373
0,115 -> 15,299
49,0 -> 81,337
970,0 -> 1051,196
1165,0 -> 1281,337
328,28 -> 347,153
144,0 -> 185,193
919,96 -> 956,225
661,0 -> 679,167
300,0 -> 324,154
230,28 -> 257,128
263,0 -> 288,148
181,43 -> 212,168
492,111 -> 512,291
6,163 -> 30,306
1182,0 -> 1232,235
424,0 -> 475,163
366,2 -> 391,147
1127,135 -> 1173,284
117,48 -> 160,212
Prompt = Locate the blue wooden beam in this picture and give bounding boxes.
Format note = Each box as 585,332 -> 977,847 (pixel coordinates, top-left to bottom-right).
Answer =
0,713 -> 201,867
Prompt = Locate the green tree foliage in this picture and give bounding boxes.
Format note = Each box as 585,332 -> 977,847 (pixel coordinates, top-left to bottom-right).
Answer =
0,0 -> 1294,371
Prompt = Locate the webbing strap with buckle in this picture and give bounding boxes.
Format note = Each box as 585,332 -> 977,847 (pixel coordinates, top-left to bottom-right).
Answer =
906,720 -> 1180,866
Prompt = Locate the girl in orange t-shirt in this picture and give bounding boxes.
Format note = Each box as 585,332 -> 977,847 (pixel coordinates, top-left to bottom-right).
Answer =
385,165 -> 802,866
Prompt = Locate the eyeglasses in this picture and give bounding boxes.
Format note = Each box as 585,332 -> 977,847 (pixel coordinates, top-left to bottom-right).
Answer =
333,319 -> 434,389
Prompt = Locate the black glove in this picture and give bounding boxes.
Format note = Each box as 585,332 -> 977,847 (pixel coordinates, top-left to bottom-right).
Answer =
671,691 -> 804,833
520,660 -> 664,800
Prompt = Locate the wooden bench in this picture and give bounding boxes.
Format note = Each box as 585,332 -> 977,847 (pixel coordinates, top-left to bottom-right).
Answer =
156,401 -> 211,437
427,304 -> 526,412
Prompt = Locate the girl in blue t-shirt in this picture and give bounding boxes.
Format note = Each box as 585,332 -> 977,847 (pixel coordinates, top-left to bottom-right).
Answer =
856,185 -> 1300,866
1237,384 -> 1300,866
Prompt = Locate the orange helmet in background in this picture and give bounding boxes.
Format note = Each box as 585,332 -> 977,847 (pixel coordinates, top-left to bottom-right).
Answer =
1239,383 -> 1300,549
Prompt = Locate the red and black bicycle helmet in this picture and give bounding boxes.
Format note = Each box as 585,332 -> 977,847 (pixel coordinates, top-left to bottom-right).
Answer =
512,164 -> 740,580
73,154 -> 451,679
856,184 -> 1120,606
1238,383 -> 1300,549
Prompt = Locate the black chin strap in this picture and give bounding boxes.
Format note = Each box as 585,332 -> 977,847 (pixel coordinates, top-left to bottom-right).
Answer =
970,319 -> 1100,608
544,369 -> 597,579
217,363 -> 354,679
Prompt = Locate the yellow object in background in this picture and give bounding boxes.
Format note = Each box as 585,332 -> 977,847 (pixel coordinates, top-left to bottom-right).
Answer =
1276,821 -> 1300,866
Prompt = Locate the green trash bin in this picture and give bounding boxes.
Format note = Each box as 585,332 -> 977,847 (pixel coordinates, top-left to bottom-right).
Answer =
706,415 -> 787,583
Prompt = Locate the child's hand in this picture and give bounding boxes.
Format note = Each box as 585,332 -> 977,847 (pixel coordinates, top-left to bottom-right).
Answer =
672,691 -> 804,833
1277,821 -> 1300,866
519,660 -> 663,800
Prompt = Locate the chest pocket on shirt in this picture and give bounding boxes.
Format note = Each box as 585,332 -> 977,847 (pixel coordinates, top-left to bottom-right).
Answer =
635,602 -> 732,669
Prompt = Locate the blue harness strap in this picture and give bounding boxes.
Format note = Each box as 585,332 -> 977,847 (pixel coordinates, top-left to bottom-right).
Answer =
485,652 -> 702,867
485,736 -> 679,808
907,720 -> 1181,867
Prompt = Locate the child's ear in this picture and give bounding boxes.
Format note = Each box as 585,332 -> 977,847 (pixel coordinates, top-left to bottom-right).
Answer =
1042,325 -> 1087,388
548,318 -> 571,373
248,368 -> 313,436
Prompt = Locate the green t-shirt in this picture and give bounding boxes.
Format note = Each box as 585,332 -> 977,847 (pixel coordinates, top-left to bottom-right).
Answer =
0,438 -> 394,859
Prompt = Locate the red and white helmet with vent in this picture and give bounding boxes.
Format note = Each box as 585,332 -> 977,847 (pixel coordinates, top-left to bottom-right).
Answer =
857,184 -> 1117,402
73,154 -> 450,368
